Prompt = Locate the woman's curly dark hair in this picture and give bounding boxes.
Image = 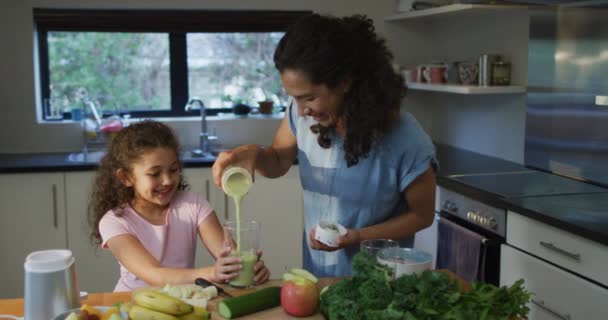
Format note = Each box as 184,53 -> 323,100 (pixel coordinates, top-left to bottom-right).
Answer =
274,14 -> 405,167
88,120 -> 188,246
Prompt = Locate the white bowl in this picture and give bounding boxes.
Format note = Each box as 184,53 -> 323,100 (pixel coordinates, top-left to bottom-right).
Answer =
376,247 -> 432,278
314,221 -> 347,247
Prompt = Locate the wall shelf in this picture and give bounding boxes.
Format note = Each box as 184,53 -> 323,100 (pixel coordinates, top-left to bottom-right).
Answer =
384,4 -> 526,22
407,83 -> 526,95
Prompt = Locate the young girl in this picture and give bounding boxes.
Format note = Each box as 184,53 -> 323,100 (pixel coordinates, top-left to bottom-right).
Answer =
89,120 -> 269,291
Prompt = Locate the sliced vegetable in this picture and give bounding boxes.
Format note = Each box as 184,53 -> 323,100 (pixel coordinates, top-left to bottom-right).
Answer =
217,286 -> 281,319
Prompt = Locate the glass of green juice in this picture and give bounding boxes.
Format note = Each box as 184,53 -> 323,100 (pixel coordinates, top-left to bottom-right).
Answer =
223,219 -> 260,288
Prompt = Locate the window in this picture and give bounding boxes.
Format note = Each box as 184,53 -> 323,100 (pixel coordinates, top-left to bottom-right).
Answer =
34,9 -> 310,120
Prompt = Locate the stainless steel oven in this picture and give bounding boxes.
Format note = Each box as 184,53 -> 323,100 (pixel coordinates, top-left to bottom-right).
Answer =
436,187 -> 506,286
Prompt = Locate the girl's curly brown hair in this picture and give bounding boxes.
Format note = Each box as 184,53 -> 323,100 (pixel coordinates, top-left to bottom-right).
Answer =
88,120 -> 188,246
274,14 -> 405,167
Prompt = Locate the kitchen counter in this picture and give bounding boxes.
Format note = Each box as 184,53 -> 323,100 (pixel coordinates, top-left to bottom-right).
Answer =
434,144 -> 608,247
1,143 -> 607,246
0,152 -> 215,173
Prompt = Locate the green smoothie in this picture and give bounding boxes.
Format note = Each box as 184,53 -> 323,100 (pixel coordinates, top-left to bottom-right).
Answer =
222,167 -> 257,287
228,250 -> 257,288
223,169 -> 252,251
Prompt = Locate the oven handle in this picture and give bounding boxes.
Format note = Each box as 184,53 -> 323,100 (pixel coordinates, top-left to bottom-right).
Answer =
481,238 -> 500,247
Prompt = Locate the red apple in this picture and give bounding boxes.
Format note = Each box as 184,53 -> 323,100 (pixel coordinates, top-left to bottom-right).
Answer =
281,278 -> 320,317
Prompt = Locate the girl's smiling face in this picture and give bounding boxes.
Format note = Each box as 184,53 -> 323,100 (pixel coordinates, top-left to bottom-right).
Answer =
280,68 -> 350,128
120,147 -> 181,209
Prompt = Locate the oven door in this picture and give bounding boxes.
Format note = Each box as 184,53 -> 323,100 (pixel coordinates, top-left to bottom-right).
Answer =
437,211 -> 504,286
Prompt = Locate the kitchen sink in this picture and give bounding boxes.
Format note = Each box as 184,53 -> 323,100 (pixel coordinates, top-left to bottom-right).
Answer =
65,150 -> 106,163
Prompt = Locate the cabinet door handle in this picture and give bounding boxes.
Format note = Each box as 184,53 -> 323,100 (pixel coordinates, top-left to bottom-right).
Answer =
531,298 -> 570,320
224,194 -> 229,220
539,241 -> 581,262
205,180 -> 210,202
52,184 -> 58,228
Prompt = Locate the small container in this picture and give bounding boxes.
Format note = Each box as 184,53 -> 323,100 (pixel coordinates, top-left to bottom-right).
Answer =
376,247 -> 432,279
221,166 -> 253,197
314,221 -> 347,247
491,61 -> 511,85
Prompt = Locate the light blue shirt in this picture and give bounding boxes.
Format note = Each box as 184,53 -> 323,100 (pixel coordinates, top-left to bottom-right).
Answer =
288,101 -> 438,277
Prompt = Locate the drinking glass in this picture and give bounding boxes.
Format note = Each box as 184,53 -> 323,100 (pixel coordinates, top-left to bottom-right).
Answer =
360,239 -> 399,258
223,219 -> 260,288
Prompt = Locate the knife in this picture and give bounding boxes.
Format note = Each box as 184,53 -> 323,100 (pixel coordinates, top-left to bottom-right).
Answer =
195,277 -> 233,298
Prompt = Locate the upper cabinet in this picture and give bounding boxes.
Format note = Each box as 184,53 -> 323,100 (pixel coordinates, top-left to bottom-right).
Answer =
384,4 -> 529,95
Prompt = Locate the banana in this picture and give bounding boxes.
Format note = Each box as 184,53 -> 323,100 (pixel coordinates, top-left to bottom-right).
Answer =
128,304 -> 179,320
133,289 -> 193,316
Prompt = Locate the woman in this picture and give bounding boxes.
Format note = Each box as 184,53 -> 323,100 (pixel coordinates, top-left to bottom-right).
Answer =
212,13 -> 437,277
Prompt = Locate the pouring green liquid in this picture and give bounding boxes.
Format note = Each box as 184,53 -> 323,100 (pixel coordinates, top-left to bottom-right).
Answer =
222,167 -> 255,287
224,171 -> 251,251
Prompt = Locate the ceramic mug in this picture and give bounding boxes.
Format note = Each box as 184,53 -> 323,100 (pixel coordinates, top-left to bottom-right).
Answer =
401,69 -> 413,84
415,65 -> 427,83
423,64 -> 448,84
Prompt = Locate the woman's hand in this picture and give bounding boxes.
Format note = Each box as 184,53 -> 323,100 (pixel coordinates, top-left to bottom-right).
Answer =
212,248 -> 242,283
212,144 -> 260,189
253,249 -> 270,284
308,226 -> 361,251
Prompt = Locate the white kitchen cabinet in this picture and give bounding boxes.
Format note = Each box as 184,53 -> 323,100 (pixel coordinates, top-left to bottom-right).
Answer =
224,166 -> 304,277
182,168 -> 223,269
0,173 -> 67,298
501,245 -> 608,320
507,210 -> 608,287
65,171 -> 119,293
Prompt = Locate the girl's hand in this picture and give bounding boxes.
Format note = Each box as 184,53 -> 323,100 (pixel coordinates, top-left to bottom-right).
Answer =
309,227 -> 361,251
213,248 -> 242,283
253,249 -> 270,284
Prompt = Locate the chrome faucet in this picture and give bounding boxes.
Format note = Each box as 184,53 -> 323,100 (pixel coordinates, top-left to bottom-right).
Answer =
185,97 -> 214,157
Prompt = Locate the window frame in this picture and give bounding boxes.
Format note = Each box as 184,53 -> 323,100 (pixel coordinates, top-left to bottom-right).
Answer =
34,9 -> 310,119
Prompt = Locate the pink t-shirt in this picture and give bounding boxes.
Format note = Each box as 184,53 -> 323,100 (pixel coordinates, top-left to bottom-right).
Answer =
99,191 -> 213,291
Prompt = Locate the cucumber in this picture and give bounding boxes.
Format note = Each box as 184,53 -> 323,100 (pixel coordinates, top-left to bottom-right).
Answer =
217,286 -> 281,319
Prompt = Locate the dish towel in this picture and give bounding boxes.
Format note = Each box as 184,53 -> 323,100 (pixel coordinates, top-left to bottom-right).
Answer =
436,217 -> 485,283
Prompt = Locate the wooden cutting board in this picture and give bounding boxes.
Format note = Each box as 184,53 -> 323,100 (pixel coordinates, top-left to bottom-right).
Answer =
207,278 -> 340,319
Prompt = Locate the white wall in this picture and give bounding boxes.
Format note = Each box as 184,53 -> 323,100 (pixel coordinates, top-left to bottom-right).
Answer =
1,1 -> 532,164
0,0 -> 397,153
385,9 -> 530,163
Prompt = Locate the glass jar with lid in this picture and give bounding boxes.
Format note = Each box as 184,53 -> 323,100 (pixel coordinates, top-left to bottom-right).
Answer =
491,61 -> 511,85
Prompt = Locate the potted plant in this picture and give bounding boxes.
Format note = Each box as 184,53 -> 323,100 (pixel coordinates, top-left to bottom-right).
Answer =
257,88 -> 274,114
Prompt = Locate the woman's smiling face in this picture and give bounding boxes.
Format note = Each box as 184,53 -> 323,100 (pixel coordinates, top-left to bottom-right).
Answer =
280,68 -> 349,128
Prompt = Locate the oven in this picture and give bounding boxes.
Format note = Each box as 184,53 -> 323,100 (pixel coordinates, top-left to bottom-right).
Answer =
435,187 -> 506,286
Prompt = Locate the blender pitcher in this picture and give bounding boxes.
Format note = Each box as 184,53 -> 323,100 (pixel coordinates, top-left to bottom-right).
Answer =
23,249 -> 80,320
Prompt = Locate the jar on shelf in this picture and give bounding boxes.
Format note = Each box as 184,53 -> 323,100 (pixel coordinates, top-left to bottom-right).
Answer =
491,61 -> 511,86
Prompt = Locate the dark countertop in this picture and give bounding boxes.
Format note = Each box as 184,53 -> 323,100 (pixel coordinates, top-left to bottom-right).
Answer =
1,144 -> 607,246
0,152 -> 214,173
434,144 -> 608,246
